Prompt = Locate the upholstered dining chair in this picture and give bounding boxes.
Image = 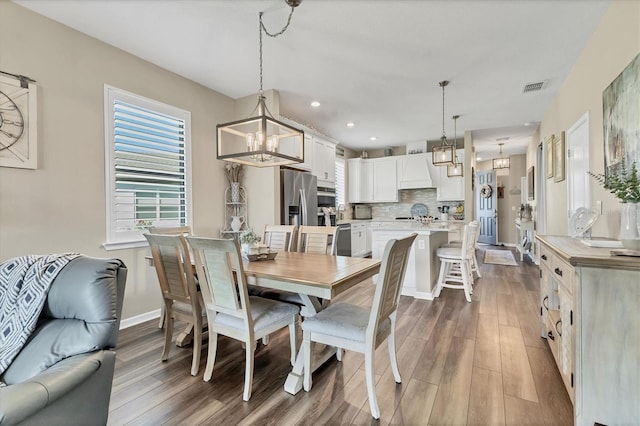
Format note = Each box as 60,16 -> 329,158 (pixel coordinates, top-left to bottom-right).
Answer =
144,233 -> 203,376
262,224 -> 297,252
149,225 -> 193,328
301,233 -> 417,420
185,236 -> 300,401
434,222 -> 478,302
297,225 -> 337,254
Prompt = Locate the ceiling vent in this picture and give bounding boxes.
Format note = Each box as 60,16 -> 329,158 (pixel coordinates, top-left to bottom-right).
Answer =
522,80 -> 548,93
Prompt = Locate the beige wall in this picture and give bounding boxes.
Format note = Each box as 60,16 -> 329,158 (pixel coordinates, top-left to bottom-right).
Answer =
532,0 -> 640,238
0,2 -> 235,319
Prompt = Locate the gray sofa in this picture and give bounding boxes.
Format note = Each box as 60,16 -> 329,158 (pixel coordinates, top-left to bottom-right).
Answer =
0,256 -> 127,426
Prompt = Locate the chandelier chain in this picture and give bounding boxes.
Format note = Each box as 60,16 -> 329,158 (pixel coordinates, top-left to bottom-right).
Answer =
258,6 -> 296,95
442,84 -> 446,140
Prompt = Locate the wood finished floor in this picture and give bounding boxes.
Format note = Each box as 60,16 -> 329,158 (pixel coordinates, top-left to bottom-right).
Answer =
108,247 -> 574,425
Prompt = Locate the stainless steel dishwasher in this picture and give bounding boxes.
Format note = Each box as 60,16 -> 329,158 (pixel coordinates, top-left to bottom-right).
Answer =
335,223 -> 352,256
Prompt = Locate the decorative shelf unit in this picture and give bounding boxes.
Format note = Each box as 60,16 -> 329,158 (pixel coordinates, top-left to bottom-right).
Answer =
515,218 -> 535,262
220,184 -> 248,241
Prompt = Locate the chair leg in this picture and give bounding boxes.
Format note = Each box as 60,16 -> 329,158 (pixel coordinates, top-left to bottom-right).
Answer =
288,319 -> 298,367
243,340 -> 256,401
204,329 -> 217,382
461,261 -> 472,303
302,331 -> 313,392
435,260 -> 447,297
388,313 -> 401,384
191,314 -> 202,376
158,305 -> 166,328
161,305 -> 173,362
336,348 -> 343,362
364,349 -> 380,419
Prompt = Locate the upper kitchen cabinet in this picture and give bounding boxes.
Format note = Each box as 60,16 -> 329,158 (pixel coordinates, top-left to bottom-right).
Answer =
348,157 -> 397,203
372,157 -> 398,202
397,153 -> 433,189
429,149 -> 465,201
348,158 -> 373,203
312,137 -> 336,188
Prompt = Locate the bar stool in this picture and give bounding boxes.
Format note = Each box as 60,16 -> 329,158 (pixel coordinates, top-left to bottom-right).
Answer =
441,220 -> 481,282
434,222 -> 478,302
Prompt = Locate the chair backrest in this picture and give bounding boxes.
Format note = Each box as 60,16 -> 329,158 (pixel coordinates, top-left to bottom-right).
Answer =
297,225 -> 337,254
144,233 -> 199,306
263,224 -> 297,252
459,222 -> 478,260
366,233 -> 417,344
467,220 -> 480,248
148,225 -> 192,236
186,237 -> 253,328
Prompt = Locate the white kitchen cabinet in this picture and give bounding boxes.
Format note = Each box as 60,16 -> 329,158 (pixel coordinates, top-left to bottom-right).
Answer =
351,222 -> 368,257
349,157 -> 397,203
348,158 -> 373,203
396,153 -> 433,189
312,137 -> 336,188
428,150 -> 464,201
372,157 -> 398,202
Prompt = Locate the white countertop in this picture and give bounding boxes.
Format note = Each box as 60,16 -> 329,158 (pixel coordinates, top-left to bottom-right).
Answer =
369,221 -> 460,233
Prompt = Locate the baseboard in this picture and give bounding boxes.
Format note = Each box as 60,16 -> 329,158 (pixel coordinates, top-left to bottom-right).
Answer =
120,309 -> 161,329
414,291 -> 434,300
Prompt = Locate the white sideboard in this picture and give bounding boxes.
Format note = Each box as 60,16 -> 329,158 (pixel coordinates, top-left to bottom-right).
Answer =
537,235 -> 640,425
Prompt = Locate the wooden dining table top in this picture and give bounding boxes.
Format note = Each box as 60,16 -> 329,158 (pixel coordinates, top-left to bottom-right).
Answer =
242,252 -> 381,299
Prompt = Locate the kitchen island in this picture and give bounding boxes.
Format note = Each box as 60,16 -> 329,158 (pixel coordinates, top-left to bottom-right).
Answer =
370,220 -> 456,299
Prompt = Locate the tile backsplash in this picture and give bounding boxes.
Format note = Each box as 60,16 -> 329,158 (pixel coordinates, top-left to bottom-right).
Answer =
369,188 -> 464,219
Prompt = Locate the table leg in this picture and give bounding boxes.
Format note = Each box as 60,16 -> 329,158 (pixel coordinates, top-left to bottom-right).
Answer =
284,344 -> 338,394
176,323 -> 194,347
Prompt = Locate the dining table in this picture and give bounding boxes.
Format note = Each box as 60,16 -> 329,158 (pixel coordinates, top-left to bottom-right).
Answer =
242,251 -> 381,394
147,250 -> 381,395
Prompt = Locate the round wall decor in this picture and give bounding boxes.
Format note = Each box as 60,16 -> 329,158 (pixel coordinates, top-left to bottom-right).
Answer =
480,183 -> 493,198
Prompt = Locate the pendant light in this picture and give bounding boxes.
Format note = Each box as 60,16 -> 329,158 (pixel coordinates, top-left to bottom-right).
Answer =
432,80 -> 455,166
447,114 -> 464,177
216,0 -> 304,167
493,142 -> 510,170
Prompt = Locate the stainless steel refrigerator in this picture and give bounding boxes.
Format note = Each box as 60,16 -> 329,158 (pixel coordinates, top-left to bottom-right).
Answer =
281,169 -> 318,227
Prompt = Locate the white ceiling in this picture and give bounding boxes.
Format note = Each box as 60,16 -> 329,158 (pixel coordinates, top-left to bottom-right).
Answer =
15,0 -> 611,158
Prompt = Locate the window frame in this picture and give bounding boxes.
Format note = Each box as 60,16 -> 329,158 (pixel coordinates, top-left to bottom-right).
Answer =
103,85 -> 192,250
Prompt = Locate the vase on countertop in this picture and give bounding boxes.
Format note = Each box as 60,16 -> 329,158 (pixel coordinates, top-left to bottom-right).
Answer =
619,202 -> 640,250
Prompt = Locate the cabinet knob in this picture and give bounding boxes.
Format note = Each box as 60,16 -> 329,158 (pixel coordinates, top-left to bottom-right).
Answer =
541,254 -> 547,261
554,267 -> 563,277
547,330 -> 555,341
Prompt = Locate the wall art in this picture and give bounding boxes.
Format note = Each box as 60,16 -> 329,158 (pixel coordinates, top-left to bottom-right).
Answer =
0,74 -> 38,169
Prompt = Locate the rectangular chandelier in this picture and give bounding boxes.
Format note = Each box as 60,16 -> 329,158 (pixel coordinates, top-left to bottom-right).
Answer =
217,105 -> 304,167
447,161 -> 464,177
492,156 -> 510,170
433,144 -> 455,166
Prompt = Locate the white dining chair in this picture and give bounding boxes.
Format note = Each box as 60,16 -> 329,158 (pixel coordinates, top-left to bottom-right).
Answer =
300,233 -> 417,420
144,233 -> 203,376
185,236 -> 300,401
148,225 -> 193,329
442,220 -> 482,280
434,222 -> 478,302
262,224 -> 297,252
297,225 -> 337,254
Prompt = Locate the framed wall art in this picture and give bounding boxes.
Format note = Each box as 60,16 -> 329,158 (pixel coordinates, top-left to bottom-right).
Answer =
603,52 -> 639,177
553,131 -> 565,183
545,135 -> 554,178
0,74 -> 38,169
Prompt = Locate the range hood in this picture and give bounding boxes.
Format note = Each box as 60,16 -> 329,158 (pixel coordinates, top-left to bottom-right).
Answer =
397,153 -> 433,189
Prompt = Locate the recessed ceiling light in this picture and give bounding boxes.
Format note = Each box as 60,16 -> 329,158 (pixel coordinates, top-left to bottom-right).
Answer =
524,122 -> 531,126
310,101 -> 320,108
477,156 -> 482,161
370,137 -> 377,141
346,122 -> 355,128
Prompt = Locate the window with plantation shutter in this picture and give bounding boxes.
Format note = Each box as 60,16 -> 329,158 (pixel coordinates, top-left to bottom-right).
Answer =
104,86 -> 192,250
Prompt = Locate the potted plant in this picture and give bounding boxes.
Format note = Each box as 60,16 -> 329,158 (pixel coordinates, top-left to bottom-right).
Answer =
588,161 -> 640,248
240,229 -> 261,254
